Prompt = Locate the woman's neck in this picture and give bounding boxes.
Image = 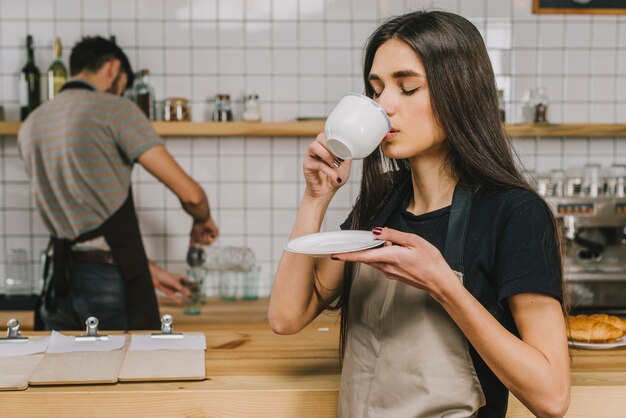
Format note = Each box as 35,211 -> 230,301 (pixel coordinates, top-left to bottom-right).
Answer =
406,154 -> 456,216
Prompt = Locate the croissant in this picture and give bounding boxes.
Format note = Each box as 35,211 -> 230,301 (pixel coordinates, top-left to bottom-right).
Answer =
588,314 -> 626,332
567,314 -> 625,343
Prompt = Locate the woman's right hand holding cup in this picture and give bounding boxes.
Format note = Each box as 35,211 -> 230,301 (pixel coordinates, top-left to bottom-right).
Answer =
303,133 -> 351,200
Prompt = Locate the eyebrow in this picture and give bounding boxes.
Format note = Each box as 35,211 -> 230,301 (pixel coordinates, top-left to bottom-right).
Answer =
368,70 -> 424,81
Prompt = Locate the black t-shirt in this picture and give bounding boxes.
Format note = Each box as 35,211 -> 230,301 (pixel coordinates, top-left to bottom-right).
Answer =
342,183 -> 562,417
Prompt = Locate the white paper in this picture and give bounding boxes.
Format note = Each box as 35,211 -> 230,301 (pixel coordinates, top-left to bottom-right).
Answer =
129,333 -> 206,351
0,336 -> 49,357
46,331 -> 126,353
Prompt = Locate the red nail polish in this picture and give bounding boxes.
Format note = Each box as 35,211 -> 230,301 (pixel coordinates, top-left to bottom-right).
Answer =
372,227 -> 382,235
337,177 -> 342,183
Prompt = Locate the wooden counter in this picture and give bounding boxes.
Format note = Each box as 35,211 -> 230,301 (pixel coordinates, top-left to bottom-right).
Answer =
1,300 -> 625,417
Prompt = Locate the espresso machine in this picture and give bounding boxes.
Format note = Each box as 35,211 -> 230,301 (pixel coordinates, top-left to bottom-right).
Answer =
538,164 -> 626,314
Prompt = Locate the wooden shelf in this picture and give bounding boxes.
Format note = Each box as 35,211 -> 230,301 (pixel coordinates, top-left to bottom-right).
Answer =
1,121 -> 626,138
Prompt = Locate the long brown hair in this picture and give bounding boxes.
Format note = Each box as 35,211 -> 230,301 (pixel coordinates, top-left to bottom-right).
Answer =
334,11 -> 566,360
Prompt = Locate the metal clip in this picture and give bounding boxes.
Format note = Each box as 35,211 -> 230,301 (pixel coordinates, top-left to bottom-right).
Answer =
75,317 -> 109,341
151,314 -> 183,339
0,319 -> 28,343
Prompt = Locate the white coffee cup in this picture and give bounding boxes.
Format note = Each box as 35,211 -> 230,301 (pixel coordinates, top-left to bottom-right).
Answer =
324,93 -> 391,160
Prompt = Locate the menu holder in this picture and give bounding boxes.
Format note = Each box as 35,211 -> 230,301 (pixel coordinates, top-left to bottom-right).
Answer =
29,318 -> 128,386
118,315 -> 206,382
0,354 -> 44,391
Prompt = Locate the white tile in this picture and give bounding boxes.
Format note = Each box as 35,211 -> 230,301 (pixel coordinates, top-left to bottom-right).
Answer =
300,50 -> 325,75
619,21 -> 626,47
219,183 -> 245,208
299,102 -> 325,119
81,20 -> 109,37
542,76 -> 563,102
217,208 -> 246,234
539,21 -> 564,48
218,21 -> 244,48
489,50 -> 511,75
565,22 -> 590,48
30,21 -> 54,49
245,22 -> 271,47
535,155 -> 562,174
56,21 -> 82,51
272,183 -> 298,208
191,0 -> 217,19
326,76 -> 352,102
619,50 -> 626,74
590,77 -> 615,102
191,75 -> 218,102
246,209 -> 272,235
165,49 -> 191,74
32,215 -> 48,235
245,76 -> 272,100
272,209 -> 296,235
379,0 -> 404,17
163,75 -> 189,98
137,21 -> 162,47
143,236 -> 165,260
617,76 -> 626,102
245,49 -> 271,75
245,155 -> 271,182
459,0 -> 485,18
351,0 -> 376,20
246,183 -> 272,207
564,76 -> 588,102
486,22 -> 511,49
512,22 -> 537,48
512,50 -> 536,76
325,49 -> 354,75
4,184 -> 30,209
537,138 -> 561,155
192,50 -> 218,74
299,0 -> 324,20
590,104 -> 615,124
565,50 -> 589,75
138,49 -> 164,74
165,0 -> 191,20
540,50 -> 563,75
2,21 -> 27,47
5,211 -> 31,235
326,0 -> 350,20
592,23 -> 617,49
138,183 -> 166,208
299,76 -> 324,101
269,75 -> 295,101
271,156 -> 299,180
591,50 -> 616,76
562,138 -> 587,155
219,0 -> 243,20
220,137 -> 245,154
326,22 -> 351,48
271,49 -> 298,75
352,22 -> 376,48
218,48 -> 244,74
272,22 -> 297,47
28,0 -> 54,19
272,0 -> 297,20
110,21 -> 136,48
55,0 -> 82,18
191,21 -> 218,47
272,102 -> 299,120
137,0 -> 163,19
219,156 -> 245,181
563,103 -> 588,123
299,22 -> 324,48
165,235 -> 189,261
164,21 -> 191,47
486,0 -> 511,18
2,0 -> 27,18
110,0 -> 136,19
83,0 -> 109,19
588,137 -> 614,155
4,157 -> 28,181
245,0 -> 270,20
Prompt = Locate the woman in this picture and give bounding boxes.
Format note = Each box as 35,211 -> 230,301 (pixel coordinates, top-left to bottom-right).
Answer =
269,11 -> 570,418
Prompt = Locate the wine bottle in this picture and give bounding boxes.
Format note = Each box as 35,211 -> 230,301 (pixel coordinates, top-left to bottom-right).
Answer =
132,69 -> 155,120
47,36 -> 68,100
19,35 -> 41,121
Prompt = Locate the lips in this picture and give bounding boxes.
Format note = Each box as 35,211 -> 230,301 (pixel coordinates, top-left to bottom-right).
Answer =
384,128 -> 399,141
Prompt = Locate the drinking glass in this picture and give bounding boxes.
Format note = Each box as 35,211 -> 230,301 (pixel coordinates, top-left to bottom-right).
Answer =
182,267 -> 207,315
243,265 -> 261,301
5,249 -> 31,295
219,270 -> 240,302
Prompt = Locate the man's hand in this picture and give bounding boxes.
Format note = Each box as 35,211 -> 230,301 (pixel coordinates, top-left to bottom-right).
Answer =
191,217 -> 219,245
148,260 -> 190,304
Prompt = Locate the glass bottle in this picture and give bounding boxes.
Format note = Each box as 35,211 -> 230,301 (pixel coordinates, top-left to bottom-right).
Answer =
243,91 -> 261,122
497,89 -> 505,122
19,35 -> 41,121
132,69 -> 155,120
47,37 -> 68,100
520,89 -> 534,123
212,94 -> 233,122
533,86 -> 549,124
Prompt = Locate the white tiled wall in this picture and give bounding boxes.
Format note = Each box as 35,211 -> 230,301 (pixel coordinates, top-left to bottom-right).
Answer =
1,0 -> 626,295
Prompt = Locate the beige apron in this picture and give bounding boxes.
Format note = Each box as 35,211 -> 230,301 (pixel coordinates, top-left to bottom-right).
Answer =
338,184 -> 486,418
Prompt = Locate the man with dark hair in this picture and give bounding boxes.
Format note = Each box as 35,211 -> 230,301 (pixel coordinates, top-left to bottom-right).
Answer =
17,36 -> 219,331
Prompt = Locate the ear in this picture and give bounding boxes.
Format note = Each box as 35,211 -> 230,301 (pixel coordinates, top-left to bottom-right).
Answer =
108,58 -> 121,77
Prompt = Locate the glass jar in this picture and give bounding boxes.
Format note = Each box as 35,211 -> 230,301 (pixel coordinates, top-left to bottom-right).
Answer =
132,69 -> 155,120
212,94 -> 233,122
164,97 -> 191,121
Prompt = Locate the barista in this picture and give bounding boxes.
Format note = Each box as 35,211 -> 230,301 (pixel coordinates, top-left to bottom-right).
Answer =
17,37 -> 219,331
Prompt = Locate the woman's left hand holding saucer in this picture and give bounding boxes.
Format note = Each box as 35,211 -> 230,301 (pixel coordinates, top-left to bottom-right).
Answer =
331,227 -> 461,297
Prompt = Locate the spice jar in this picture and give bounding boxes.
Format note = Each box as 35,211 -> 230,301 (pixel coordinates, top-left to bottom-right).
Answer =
163,97 -> 191,121
212,94 -> 233,122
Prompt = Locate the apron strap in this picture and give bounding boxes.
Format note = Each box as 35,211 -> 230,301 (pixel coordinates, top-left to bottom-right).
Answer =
443,183 -> 473,274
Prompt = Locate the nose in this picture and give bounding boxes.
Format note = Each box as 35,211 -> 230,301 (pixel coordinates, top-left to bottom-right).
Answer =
375,91 -> 396,117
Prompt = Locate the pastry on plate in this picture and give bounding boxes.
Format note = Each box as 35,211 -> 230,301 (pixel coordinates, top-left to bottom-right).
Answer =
567,314 -> 625,343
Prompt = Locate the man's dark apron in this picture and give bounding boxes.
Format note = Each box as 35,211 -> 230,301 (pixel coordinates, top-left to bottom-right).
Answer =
339,181 -> 486,417
34,80 -> 160,331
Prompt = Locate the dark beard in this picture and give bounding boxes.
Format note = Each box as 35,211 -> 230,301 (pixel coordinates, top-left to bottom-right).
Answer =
106,72 -> 122,96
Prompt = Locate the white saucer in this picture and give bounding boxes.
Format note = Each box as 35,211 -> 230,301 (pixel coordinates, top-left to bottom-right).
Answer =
568,335 -> 626,350
285,230 -> 384,255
